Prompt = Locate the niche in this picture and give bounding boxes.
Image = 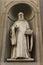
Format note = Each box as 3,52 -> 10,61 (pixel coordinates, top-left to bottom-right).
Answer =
4,3 -> 36,62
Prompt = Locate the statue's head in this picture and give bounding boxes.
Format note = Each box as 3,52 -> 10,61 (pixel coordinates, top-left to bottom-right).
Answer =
18,12 -> 24,20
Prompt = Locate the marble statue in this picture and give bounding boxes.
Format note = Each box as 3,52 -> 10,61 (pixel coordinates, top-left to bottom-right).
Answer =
10,12 -> 33,60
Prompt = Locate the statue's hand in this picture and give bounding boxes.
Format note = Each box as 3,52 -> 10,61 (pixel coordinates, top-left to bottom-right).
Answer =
16,25 -> 19,28
15,25 -> 19,32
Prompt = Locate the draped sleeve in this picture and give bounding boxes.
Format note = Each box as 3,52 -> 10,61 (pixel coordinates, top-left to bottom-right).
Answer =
10,22 -> 16,45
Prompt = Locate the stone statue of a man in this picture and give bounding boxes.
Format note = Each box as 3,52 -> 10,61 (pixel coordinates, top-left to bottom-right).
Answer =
10,12 -> 33,60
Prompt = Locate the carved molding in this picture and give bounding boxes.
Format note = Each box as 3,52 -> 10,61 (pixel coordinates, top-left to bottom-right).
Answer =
4,0 -> 39,13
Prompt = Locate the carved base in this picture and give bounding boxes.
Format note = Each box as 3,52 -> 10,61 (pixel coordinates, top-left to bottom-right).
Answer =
7,58 -> 34,62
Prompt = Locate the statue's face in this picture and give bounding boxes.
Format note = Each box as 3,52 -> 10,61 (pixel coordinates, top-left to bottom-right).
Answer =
18,12 -> 24,20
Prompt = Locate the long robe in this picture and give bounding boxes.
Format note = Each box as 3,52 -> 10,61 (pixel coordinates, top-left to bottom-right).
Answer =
14,20 -> 30,58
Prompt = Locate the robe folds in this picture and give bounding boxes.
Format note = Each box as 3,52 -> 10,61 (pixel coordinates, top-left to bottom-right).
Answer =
11,20 -> 31,58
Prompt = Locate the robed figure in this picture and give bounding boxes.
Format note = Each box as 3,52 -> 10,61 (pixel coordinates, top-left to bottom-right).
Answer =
10,12 -> 33,60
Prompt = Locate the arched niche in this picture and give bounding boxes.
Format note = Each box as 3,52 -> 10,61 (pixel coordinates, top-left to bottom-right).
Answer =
4,3 -> 36,62
8,3 -> 35,29
8,3 -> 35,21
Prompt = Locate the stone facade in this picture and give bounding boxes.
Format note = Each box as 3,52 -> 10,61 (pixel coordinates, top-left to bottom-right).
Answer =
0,0 -> 43,65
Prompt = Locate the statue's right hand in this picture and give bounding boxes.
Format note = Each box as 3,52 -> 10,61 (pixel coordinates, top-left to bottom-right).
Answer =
16,25 -> 19,28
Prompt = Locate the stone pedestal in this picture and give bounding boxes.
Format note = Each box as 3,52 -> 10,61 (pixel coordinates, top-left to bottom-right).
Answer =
7,58 -> 34,62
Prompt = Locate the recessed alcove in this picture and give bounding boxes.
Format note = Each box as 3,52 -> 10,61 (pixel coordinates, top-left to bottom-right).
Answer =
4,3 -> 36,62
8,3 -> 34,21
